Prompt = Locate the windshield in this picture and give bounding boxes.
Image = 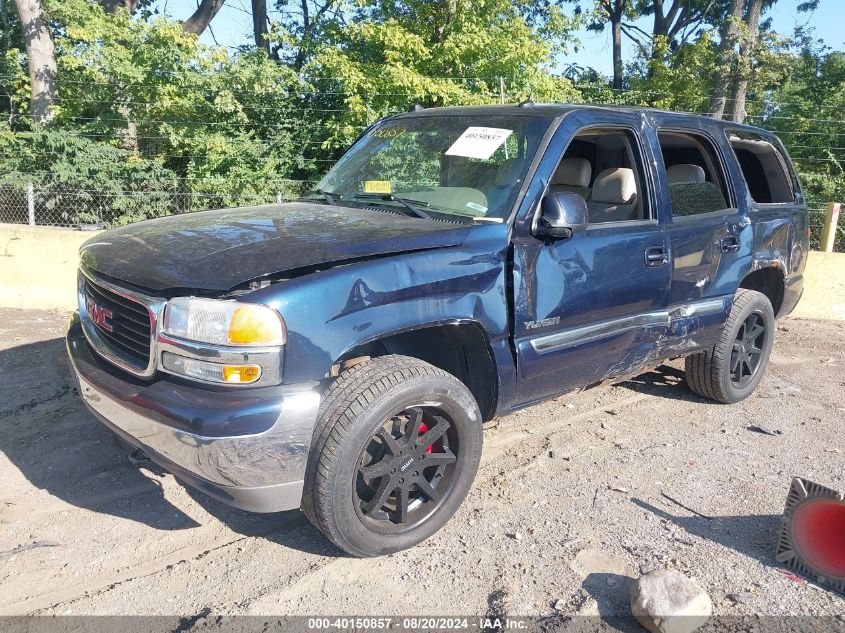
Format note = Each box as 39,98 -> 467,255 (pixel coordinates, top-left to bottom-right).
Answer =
312,114 -> 554,221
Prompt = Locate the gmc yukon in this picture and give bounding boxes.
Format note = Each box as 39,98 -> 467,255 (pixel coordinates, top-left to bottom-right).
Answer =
66,104 -> 807,556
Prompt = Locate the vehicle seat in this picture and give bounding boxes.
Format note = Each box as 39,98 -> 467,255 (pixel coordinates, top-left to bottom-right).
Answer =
483,158 -> 524,214
406,186 -> 490,216
549,158 -> 592,199
587,167 -> 638,222
667,163 -> 705,184
666,163 -> 728,216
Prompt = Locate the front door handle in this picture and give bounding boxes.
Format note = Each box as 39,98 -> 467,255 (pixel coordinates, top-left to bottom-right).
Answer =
644,246 -> 669,267
721,235 -> 740,253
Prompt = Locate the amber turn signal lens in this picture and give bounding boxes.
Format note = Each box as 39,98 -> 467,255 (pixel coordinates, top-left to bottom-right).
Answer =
222,365 -> 261,383
228,305 -> 285,345
161,353 -> 263,384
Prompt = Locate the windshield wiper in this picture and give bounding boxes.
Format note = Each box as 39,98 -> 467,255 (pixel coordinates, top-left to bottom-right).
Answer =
308,188 -> 339,205
354,193 -> 432,220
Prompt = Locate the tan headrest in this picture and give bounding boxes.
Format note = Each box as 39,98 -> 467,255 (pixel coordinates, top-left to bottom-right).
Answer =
667,164 -> 706,184
494,158 -> 524,186
552,158 -> 591,188
591,168 -> 637,204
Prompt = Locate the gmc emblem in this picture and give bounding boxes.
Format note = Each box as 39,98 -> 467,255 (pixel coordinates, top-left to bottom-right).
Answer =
86,297 -> 114,332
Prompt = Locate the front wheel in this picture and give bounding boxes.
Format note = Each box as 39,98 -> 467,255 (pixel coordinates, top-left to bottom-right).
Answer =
685,288 -> 775,404
301,355 -> 482,557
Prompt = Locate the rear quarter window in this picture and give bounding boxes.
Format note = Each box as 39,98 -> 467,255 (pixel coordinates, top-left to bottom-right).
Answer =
726,130 -> 797,204
657,130 -> 732,217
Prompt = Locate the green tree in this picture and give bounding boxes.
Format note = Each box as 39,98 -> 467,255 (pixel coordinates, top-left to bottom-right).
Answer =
1,0 -> 322,223
626,32 -> 718,111
303,0 -> 581,146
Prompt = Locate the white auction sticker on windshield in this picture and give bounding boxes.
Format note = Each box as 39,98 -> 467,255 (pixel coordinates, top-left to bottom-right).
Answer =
445,127 -> 513,160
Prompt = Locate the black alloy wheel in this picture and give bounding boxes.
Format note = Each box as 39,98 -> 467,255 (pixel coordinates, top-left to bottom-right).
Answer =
685,288 -> 775,404
730,312 -> 767,388
301,355 -> 482,556
355,407 -> 458,531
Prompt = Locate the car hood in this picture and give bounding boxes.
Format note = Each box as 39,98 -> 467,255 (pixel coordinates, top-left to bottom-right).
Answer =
79,202 -> 475,293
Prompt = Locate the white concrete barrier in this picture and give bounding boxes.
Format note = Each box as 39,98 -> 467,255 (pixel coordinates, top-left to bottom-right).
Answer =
1,225 -> 101,311
1,224 -> 844,320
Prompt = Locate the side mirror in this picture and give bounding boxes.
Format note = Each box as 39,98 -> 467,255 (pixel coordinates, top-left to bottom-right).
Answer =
535,191 -> 589,239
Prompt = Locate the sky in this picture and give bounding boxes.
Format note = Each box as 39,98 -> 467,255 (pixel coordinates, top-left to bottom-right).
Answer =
560,0 -> 844,75
156,0 -> 844,77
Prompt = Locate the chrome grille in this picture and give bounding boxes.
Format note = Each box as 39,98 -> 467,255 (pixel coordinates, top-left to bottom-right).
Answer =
79,269 -> 160,376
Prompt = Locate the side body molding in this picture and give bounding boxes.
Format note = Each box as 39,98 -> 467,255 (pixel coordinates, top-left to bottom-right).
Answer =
529,297 -> 727,355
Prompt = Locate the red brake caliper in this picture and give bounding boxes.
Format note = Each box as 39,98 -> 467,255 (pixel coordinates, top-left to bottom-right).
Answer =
418,422 -> 433,453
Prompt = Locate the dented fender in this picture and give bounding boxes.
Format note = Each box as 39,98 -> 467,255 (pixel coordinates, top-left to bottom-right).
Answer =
243,223 -> 513,391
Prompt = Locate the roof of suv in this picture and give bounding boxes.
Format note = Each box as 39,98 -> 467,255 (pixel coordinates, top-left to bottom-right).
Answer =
390,103 -> 772,137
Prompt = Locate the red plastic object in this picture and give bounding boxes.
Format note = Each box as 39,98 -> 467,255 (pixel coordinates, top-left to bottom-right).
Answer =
776,477 -> 845,592
417,422 -> 433,453
791,499 -> 845,580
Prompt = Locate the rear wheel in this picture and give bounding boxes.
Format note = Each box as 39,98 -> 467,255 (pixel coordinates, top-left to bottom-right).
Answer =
302,355 -> 482,557
685,288 -> 775,403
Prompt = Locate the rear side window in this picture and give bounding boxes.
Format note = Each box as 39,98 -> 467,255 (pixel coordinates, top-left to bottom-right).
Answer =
657,131 -> 732,217
727,131 -> 795,204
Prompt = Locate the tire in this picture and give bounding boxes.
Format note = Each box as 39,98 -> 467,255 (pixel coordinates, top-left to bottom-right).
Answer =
301,355 -> 483,557
685,288 -> 775,404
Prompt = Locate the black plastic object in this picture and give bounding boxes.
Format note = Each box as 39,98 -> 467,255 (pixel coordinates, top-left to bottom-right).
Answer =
535,191 -> 588,240
776,477 -> 845,593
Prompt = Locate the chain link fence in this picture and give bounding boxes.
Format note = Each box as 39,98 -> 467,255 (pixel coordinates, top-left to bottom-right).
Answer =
0,175 -> 840,251
807,205 -> 840,252
0,178 -> 317,228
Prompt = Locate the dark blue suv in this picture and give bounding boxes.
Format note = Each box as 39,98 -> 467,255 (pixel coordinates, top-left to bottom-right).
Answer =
66,104 -> 807,556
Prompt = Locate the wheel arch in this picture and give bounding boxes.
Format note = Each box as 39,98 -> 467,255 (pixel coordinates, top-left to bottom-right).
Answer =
739,263 -> 785,317
333,321 -> 499,422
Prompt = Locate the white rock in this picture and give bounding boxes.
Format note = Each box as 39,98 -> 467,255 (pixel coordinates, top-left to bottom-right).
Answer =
577,596 -> 600,616
630,569 -> 712,633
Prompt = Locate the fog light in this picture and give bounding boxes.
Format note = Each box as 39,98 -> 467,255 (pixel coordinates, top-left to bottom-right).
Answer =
161,352 -> 262,384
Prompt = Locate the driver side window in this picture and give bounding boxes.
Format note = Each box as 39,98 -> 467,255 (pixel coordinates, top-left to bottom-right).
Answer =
549,128 -> 649,224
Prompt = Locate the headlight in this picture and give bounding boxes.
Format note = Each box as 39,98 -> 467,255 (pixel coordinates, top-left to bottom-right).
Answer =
163,297 -> 286,347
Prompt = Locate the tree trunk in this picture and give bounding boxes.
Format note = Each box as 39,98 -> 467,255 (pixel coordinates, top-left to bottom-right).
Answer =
251,0 -> 269,54
708,0 -> 743,118
1,0 -> 11,52
611,14 -> 623,91
652,0 -> 668,38
293,0 -> 337,70
429,0 -> 459,105
432,0 -> 458,44
729,0 -> 763,123
182,0 -> 226,35
117,102 -> 138,152
601,0 -> 626,91
12,0 -> 56,124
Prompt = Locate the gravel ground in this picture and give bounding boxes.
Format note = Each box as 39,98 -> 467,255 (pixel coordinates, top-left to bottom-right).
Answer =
0,308 -> 844,623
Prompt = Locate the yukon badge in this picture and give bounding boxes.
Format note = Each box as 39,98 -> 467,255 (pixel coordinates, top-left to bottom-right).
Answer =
86,297 -> 114,332
524,316 -> 560,330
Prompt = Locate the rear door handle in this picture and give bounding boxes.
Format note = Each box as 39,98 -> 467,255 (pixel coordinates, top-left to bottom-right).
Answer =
721,235 -> 739,253
644,246 -> 669,267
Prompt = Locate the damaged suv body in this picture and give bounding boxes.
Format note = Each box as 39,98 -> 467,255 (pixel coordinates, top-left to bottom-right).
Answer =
67,105 -> 807,556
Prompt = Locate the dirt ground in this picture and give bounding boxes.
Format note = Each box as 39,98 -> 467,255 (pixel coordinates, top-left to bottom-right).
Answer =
1,307 -> 844,623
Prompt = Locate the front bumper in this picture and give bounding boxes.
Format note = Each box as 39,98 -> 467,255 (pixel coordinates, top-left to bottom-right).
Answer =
66,313 -> 321,512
